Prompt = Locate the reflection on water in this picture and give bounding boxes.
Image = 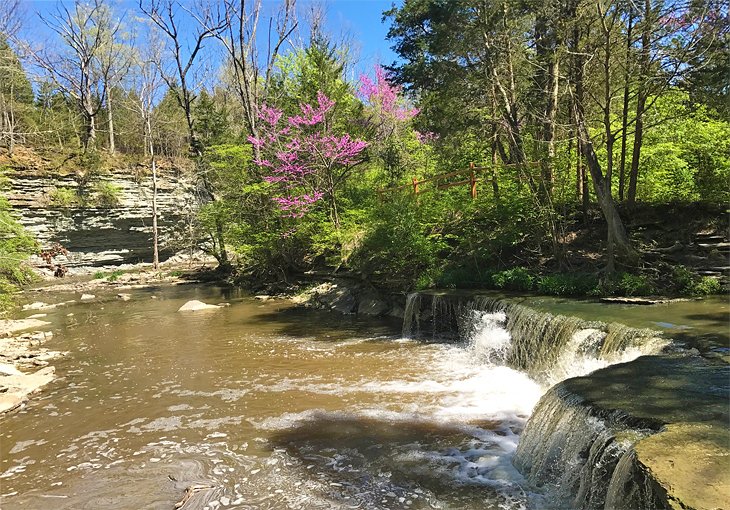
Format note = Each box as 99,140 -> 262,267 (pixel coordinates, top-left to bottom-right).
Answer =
1,285 -> 546,509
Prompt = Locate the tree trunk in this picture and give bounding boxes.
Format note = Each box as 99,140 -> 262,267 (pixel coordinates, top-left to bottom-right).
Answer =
490,128 -> 500,202
543,57 -> 559,194
107,87 -> 115,154
628,0 -> 651,206
575,107 -> 636,270
146,117 -> 159,270
618,15 -> 633,201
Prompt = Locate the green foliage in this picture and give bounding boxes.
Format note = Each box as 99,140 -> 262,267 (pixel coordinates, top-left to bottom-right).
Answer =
106,269 -> 124,282
491,267 -> 534,291
194,90 -> 229,147
49,187 -> 80,207
673,265 -> 721,296
639,92 -> 730,204
537,273 -> 599,296
92,271 -> 105,279
349,195 -> 449,290
93,181 -> 122,207
0,173 -> 37,316
598,272 -> 656,297
690,276 -> 722,296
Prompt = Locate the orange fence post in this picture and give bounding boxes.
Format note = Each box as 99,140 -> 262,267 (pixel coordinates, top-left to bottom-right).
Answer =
412,177 -> 419,195
469,162 -> 477,199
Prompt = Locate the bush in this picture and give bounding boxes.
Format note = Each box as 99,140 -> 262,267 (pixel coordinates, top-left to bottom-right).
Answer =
0,184 -> 37,316
92,271 -> 105,279
435,265 -> 493,289
690,276 -> 721,295
107,269 -> 124,282
491,267 -> 535,291
673,266 -> 722,295
93,182 -> 122,207
49,187 -> 80,207
537,273 -> 599,296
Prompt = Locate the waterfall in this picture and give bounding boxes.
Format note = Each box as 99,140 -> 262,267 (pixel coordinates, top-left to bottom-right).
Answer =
403,292 -> 668,385
400,291 -> 675,509
512,385 -> 658,509
401,292 -> 421,338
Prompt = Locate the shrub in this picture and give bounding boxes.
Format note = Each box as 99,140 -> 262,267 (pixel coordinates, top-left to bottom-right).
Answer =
618,273 -> 655,296
690,276 -> 721,295
92,271 -> 105,279
537,273 -> 599,296
93,182 -> 122,207
107,269 -> 124,282
491,267 -> 534,291
49,187 -> 80,207
673,266 -> 722,295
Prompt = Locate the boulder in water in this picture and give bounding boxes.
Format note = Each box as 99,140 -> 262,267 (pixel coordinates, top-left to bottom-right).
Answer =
178,300 -> 221,312
80,294 -> 95,301
117,293 -> 131,301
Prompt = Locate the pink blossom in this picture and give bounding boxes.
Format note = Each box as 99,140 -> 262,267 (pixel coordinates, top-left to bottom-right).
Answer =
250,92 -> 367,219
358,66 -> 417,122
415,131 -> 439,144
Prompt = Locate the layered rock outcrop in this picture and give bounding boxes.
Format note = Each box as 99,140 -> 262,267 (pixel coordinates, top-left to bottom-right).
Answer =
7,164 -> 198,268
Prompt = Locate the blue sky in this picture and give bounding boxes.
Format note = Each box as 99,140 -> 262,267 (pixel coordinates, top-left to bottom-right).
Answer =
22,0 -> 400,80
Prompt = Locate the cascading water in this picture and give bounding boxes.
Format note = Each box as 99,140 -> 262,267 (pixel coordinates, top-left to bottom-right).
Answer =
402,291 -> 672,509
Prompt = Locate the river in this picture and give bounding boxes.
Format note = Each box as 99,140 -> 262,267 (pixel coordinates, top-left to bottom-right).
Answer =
0,284 -> 726,509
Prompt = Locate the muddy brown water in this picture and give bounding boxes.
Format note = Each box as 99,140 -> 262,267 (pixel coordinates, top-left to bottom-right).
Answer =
1,285 -> 727,509
0,285 -> 546,509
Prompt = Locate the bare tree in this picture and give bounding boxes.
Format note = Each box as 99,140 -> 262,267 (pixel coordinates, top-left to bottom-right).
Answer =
138,0 -> 225,156
0,0 -> 22,38
139,0 -> 231,267
129,34 -> 164,269
96,14 -> 133,154
26,0 -> 122,149
192,0 -> 297,151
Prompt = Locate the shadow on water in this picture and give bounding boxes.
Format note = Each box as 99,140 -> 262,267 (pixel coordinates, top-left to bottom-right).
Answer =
682,312 -> 730,327
246,307 -> 402,342
265,412 -> 523,510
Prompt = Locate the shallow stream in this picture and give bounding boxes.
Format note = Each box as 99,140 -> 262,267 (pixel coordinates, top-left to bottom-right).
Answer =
0,285 -> 726,509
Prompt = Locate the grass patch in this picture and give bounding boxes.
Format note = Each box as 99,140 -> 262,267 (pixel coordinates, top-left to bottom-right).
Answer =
106,269 -> 124,282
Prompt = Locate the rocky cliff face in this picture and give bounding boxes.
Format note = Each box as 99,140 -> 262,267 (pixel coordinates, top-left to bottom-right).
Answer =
7,166 -> 198,269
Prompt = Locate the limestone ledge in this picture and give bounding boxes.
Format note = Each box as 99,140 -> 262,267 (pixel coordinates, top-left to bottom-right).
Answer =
7,167 -> 198,267
0,320 -> 62,416
518,355 -> 730,510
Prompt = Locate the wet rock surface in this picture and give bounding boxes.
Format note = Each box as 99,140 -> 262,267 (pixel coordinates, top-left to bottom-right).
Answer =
292,280 -> 402,318
516,354 -> 730,509
0,320 -> 62,415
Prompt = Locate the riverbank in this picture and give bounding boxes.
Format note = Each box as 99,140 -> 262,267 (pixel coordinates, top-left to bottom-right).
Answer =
0,319 -> 59,414
0,263 -> 215,416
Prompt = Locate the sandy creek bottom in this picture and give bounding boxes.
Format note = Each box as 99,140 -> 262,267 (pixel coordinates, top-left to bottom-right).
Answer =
1,284 -> 613,509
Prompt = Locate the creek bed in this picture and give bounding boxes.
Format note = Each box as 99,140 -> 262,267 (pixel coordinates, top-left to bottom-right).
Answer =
0,284 -> 726,509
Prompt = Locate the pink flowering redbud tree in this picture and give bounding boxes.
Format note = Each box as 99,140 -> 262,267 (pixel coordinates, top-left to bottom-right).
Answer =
358,66 -> 422,181
249,92 -> 368,229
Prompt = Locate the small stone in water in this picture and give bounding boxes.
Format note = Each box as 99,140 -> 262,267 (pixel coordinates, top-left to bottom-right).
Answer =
250,468 -> 261,474
220,496 -> 230,506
